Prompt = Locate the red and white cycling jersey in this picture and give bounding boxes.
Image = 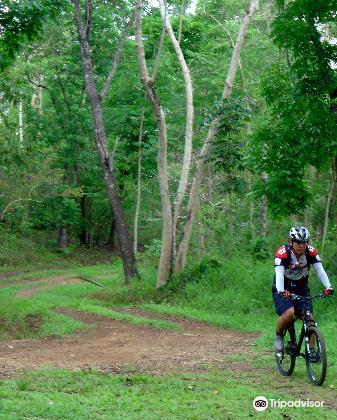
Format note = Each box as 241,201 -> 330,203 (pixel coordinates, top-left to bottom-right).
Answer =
274,244 -> 321,281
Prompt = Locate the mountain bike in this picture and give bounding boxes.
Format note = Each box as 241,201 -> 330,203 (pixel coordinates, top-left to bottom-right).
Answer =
275,293 -> 330,386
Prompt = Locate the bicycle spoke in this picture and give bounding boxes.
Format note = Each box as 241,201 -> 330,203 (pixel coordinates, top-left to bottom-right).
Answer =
305,327 -> 327,386
275,328 -> 296,376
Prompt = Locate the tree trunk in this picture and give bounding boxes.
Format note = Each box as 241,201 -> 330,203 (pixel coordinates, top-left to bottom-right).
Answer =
72,0 -> 139,283
322,177 -> 334,255
331,157 -> 337,227
175,0 -> 259,272
177,1 -> 185,45
135,0 -> 172,288
265,0 -> 272,35
261,172 -> 268,237
19,100 -> 24,146
80,196 -> 90,245
198,220 -> 205,259
57,225 -> 67,251
133,110 -> 144,254
133,29 -> 165,255
322,160 -> 337,254
158,0 -> 194,268
248,172 -> 255,239
107,218 -> 116,251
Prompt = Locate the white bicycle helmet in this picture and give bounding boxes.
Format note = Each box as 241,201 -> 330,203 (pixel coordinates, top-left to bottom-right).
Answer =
289,226 -> 310,242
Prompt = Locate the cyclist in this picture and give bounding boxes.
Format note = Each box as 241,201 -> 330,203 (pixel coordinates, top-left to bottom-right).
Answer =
272,226 -> 334,354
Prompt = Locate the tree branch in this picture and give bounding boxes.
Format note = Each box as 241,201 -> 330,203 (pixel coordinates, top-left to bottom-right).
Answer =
150,25 -> 166,83
100,13 -> 136,100
85,0 -> 93,41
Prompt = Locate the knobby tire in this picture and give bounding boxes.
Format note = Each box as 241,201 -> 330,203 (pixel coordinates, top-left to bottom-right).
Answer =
305,326 -> 327,386
275,327 -> 296,376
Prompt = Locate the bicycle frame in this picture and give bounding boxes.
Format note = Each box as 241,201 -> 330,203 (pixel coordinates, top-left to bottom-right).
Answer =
287,309 -> 317,359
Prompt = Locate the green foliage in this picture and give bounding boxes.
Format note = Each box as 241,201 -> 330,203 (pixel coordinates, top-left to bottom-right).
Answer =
252,237 -> 270,260
0,226 -> 57,266
249,0 -> 337,216
164,257 -> 223,295
206,98 -> 251,172
0,0 -> 67,70
273,0 -> 337,97
143,239 -> 162,258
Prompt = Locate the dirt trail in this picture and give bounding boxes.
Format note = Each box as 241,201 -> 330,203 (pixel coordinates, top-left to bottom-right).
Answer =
0,273 -> 258,377
0,307 -> 257,378
15,277 -> 83,298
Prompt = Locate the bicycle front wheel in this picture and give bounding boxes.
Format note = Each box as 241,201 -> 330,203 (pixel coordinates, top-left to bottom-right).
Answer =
305,326 -> 327,386
275,328 -> 296,376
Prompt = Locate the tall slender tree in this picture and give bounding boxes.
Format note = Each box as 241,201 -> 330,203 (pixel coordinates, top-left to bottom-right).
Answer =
175,0 -> 260,272
71,0 -> 139,283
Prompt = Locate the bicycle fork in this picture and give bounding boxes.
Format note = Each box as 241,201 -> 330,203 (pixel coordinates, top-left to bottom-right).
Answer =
300,317 -> 317,358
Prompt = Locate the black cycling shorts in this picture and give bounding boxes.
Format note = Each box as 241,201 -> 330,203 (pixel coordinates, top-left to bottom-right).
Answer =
272,285 -> 312,316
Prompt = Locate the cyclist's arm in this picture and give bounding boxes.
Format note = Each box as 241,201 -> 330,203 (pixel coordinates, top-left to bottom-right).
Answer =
275,265 -> 285,292
312,262 -> 332,288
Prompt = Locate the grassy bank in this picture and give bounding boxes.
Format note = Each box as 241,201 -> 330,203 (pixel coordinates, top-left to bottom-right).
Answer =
1,368 -> 334,420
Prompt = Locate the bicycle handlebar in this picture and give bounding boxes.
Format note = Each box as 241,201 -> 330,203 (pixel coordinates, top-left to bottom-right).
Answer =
290,292 -> 329,301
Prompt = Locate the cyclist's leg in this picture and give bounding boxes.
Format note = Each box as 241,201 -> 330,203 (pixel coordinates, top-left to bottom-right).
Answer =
272,289 -> 295,334
276,307 -> 295,334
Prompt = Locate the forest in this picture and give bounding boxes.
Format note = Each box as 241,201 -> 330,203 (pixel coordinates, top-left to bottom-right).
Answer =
0,0 -> 337,419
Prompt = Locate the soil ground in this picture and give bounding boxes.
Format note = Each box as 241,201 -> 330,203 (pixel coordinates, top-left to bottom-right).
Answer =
0,274 -> 257,378
0,305 -> 257,378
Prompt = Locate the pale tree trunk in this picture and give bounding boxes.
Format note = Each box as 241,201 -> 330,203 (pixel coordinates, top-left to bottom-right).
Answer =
159,0 -> 194,267
248,172 -> 255,239
304,165 -> 316,228
322,161 -> 337,255
261,172 -> 268,237
72,0 -> 139,283
177,1 -> 185,45
19,101 -> 24,146
133,109 -> 144,255
38,76 -> 43,139
265,0 -> 272,35
133,28 -> 165,255
207,165 -> 214,217
135,0 -> 172,288
175,0 -> 259,272
38,76 -> 43,117
322,178 -> 334,255
198,220 -> 205,259
331,157 -> 337,227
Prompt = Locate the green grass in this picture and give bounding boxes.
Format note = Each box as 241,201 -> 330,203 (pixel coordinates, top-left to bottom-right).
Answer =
0,368 -> 335,420
0,260 -> 181,339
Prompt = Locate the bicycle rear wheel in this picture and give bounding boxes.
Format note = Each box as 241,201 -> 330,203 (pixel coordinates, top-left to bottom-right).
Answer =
275,327 -> 296,376
305,326 -> 327,386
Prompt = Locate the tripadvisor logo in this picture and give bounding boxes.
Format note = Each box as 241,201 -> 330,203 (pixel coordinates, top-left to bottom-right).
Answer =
253,396 -> 268,411
253,396 -> 324,411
